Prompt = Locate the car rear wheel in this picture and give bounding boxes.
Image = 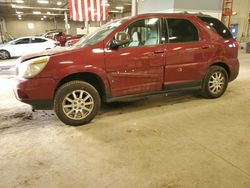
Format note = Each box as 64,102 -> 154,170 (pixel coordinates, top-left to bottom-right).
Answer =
54,81 -> 101,126
0,50 -> 10,60
201,66 -> 228,99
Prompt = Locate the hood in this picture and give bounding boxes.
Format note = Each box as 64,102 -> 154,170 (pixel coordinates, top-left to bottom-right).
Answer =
19,46 -> 75,62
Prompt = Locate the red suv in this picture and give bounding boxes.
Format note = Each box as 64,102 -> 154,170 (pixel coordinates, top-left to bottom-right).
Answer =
14,13 -> 239,126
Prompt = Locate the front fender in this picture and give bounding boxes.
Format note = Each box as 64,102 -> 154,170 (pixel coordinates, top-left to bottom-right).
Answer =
52,64 -> 111,92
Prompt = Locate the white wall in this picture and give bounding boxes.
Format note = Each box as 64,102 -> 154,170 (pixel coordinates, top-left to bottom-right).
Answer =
138,0 -> 174,14
137,0 -> 222,19
174,0 -> 223,11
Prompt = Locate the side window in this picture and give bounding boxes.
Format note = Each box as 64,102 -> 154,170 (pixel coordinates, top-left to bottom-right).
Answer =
122,18 -> 161,47
198,16 -> 233,39
167,19 -> 199,43
15,38 -> 30,44
31,38 -> 47,43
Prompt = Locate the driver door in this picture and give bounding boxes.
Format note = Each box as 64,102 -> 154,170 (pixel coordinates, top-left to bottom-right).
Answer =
105,17 -> 166,97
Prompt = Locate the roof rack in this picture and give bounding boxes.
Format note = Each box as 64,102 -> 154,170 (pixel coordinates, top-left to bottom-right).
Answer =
181,11 -> 206,15
180,11 -> 211,17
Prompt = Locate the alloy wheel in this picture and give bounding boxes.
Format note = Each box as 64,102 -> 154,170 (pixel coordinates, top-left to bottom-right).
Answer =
62,89 -> 94,120
0,50 -> 9,59
208,71 -> 225,95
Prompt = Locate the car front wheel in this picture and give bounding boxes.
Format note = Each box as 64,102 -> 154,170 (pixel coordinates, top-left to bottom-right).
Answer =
201,66 -> 228,99
54,81 -> 101,126
0,50 -> 10,60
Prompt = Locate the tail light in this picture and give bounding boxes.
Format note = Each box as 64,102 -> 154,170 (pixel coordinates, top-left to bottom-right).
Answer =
234,40 -> 239,48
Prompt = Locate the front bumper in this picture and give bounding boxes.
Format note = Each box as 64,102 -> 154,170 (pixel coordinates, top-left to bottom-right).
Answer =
13,77 -> 57,110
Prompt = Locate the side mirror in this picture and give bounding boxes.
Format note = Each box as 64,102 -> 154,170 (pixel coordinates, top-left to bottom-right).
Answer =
109,32 -> 130,49
9,41 -> 15,45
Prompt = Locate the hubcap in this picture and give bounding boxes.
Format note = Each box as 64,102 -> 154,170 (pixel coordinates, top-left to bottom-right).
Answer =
0,51 -> 8,59
208,71 -> 225,95
62,90 -> 94,120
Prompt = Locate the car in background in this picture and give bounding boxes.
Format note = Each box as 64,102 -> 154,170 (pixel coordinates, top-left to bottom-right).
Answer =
53,32 -> 68,46
42,30 -> 65,46
42,30 -> 85,47
42,30 -> 64,39
65,34 -> 86,47
43,30 -> 71,46
0,36 -> 57,59
54,32 -> 85,47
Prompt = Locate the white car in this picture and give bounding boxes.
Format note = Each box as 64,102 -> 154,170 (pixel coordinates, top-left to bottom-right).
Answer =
0,36 -> 57,59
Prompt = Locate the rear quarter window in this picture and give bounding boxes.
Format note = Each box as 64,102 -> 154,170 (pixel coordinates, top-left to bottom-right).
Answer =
198,16 -> 233,39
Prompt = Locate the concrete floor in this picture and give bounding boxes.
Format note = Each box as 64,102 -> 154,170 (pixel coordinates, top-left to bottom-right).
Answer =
0,51 -> 250,188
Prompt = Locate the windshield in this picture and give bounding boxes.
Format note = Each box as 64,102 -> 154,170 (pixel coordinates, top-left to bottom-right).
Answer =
75,18 -> 127,47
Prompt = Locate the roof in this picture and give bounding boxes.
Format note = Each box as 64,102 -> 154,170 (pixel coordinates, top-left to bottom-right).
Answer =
13,36 -> 49,40
131,12 -> 212,19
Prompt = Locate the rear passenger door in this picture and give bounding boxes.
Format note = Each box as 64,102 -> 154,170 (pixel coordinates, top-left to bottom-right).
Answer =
164,18 -> 208,90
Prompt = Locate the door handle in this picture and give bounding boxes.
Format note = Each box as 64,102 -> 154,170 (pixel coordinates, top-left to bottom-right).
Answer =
154,50 -> 164,54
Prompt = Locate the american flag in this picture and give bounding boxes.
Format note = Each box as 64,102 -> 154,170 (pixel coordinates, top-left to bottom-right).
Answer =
68,0 -> 109,22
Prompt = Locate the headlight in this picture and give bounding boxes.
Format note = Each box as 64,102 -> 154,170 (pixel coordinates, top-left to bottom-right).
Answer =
18,56 -> 50,78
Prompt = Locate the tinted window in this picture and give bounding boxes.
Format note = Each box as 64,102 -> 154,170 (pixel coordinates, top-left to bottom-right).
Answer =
15,38 -> 30,44
167,19 -> 199,43
31,38 -> 47,43
123,18 -> 161,47
198,16 -> 233,39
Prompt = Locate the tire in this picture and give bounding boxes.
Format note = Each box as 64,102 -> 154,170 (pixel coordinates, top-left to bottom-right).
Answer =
201,66 -> 228,99
54,81 -> 101,126
0,50 -> 10,60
